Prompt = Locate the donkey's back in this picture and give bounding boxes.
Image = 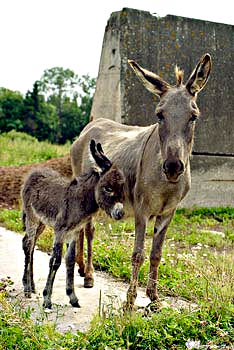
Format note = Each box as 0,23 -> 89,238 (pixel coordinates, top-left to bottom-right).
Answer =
71,118 -> 156,206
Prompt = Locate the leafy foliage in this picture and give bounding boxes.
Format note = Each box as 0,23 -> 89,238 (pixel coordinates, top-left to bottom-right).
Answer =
0,67 -> 96,144
0,88 -> 24,132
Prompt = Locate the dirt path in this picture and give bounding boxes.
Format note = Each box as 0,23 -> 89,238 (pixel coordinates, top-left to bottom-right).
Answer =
0,227 -> 151,333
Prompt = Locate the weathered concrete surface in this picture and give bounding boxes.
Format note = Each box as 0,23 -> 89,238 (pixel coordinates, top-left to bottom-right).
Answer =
181,156 -> 234,207
92,8 -> 234,155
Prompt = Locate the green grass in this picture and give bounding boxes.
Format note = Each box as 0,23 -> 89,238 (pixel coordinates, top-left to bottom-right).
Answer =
0,207 -> 233,349
0,133 -> 233,348
0,130 -> 70,166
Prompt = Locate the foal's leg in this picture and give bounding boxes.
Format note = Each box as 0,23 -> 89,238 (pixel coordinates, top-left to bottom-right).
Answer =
146,211 -> 175,302
84,220 -> 95,288
43,236 -> 63,309
30,222 -> 45,292
22,218 -> 44,297
126,214 -> 147,310
65,239 -> 80,307
75,229 -> 86,277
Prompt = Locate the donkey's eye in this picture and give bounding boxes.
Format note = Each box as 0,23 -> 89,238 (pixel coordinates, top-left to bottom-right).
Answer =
189,114 -> 197,123
156,112 -> 165,123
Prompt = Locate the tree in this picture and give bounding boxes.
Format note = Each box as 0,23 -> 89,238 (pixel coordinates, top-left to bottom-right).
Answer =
78,74 -> 96,124
38,67 -> 96,144
0,88 -> 24,133
39,67 -> 80,142
21,81 -> 57,142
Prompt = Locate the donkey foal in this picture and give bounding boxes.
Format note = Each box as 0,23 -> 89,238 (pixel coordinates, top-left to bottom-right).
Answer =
21,140 -> 125,309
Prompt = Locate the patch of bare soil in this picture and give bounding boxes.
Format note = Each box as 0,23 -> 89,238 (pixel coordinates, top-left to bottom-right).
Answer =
0,155 -> 72,209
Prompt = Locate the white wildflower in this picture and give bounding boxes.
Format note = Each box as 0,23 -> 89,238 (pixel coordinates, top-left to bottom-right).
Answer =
185,339 -> 201,349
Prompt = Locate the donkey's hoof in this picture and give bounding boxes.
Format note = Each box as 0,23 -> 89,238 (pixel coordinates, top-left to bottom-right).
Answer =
123,300 -> 134,313
78,268 -> 85,277
146,300 -> 161,312
84,276 -> 94,288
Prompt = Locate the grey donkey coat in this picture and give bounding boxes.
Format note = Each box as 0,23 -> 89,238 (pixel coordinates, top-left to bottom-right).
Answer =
70,53 -> 212,310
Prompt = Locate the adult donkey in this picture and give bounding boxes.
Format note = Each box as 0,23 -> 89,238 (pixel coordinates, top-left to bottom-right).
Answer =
70,53 -> 212,310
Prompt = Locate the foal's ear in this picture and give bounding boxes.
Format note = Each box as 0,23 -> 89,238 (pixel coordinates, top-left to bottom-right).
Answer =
128,59 -> 170,96
90,139 -> 112,173
186,53 -> 212,95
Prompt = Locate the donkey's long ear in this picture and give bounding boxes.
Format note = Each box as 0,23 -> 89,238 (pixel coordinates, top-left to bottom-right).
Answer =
90,139 -> 112,173
128,60 -> 170,96
186,54 -> 212,96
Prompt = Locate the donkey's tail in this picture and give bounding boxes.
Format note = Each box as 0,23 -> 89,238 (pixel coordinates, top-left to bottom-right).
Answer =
22,210 -> 26,231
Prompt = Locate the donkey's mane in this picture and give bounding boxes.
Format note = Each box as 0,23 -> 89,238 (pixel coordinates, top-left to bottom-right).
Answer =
175,66 -> 184,86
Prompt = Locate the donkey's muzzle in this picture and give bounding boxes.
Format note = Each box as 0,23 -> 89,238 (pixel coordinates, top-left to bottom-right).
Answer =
163,159 -> 184,182
111,202 -> 124,220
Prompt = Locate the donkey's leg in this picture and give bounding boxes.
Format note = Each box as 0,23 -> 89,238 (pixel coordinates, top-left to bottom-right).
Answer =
65,239 -> 80,307
146,211 -> 175,302
75,229 -> 86,277
126,214 -> 147,310
43,237 -> 63,309
22,219 -> 41,298
30,222 -> 45,293
84,221 -> 95,288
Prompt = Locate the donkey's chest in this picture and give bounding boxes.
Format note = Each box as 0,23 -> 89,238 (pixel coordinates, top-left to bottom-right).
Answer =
150,188 -> 182,215
134,178 -> 189,217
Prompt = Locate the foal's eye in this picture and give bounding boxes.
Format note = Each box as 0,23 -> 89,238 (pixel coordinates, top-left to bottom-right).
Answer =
189,114 -> 197,123
104,186 -> 113,193
156,112 -> 165,123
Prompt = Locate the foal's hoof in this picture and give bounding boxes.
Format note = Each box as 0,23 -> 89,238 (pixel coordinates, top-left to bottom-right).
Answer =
70,300 -> 81,308
43,300 -> 52,309
24,291 -> 32,298
84,276 -> 94,288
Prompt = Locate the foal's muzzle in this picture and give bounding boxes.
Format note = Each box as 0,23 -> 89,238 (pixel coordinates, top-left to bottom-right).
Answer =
111,202 -> 124,220
163,159 -> 185,182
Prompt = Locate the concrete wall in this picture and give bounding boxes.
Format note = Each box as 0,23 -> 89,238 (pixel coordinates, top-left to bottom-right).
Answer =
91,8 -> 234,207
91,8 -> 234,155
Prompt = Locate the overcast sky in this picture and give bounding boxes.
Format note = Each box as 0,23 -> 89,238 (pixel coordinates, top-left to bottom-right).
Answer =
0,0 -> 233,94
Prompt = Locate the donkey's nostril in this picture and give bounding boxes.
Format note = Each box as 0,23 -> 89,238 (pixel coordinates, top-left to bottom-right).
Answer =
178,160 -> 184,173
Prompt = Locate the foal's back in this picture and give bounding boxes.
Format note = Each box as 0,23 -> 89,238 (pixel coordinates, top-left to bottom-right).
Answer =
22,168 -> 68,223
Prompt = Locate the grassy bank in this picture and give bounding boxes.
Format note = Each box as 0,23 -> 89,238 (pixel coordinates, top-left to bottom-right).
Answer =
0,207 -> 233,349
0,130 -> 70,166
